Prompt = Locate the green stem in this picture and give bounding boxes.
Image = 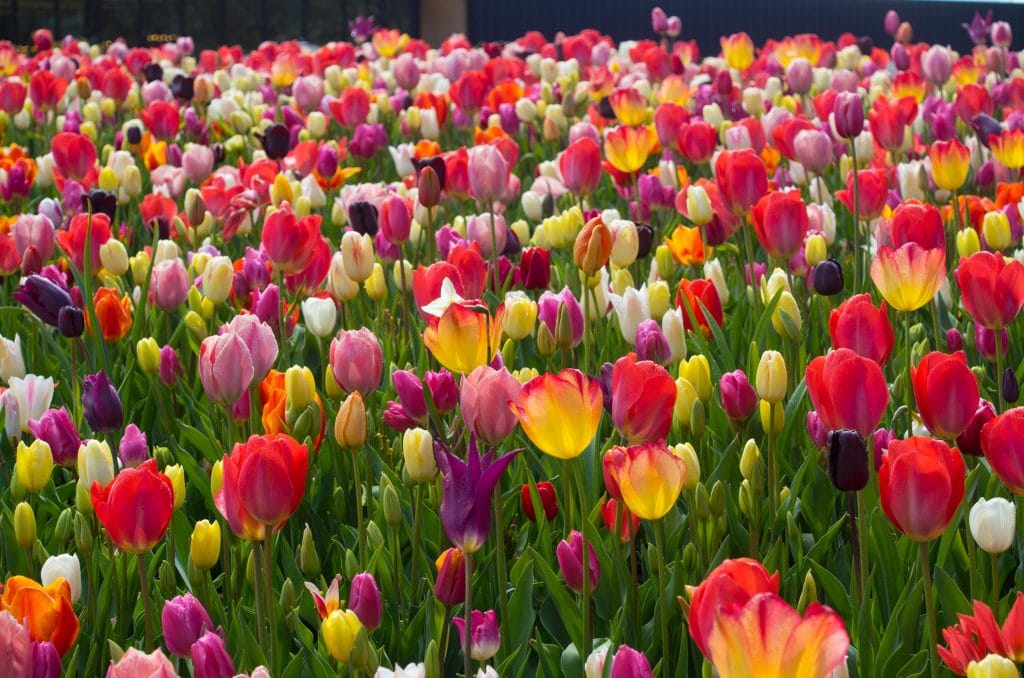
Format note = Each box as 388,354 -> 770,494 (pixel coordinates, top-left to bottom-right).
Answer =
919,541 -> 940,678
574,461 -> 592,657
850,142 -> 861,292
353,451 -> 366,568
464,552 -> 474,678
995,324 -> 1006,413
252,540 -> 269,649
137,553 -> 154,652
904,312 -> 914,420
264,532 -> 277,672
410,484 -> 425,599
653,520 -> 671,674
992,551 -> 1000,614
493,484 -> 510,657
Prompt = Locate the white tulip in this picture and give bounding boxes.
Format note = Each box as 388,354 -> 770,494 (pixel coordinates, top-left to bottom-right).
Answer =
970,497 -> 1016,554
41,554 -> 82,603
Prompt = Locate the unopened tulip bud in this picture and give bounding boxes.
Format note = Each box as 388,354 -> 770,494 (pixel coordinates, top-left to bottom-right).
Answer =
680,355 -> 712,401
813,258 -> 844,296
190,519 -> 221,570
365,263 -> 387,301
573,217 -> 613,274
957,227 -> 981,258
136,337 -> 160,373
14,501 -> 35,548
1003,367 -> 1020,404
285,366 -> 316,410
55,508 -> 74,543
755,350 -> 787,403
740,439 -> 761,481
16,439 -> 53,492
969,497 -> 1015,554
690,399 -> 706,439
165,464 -> 185,509
335,392 -> 366,449
203,256 -> 233,304
983,211 -> 1011,251
99,239 -> 129,276
300,524 -> 320,578
672,443 -> 700,490
805,233 -> 827,267
797,571 -> 817,614
826,429 -> 869,492
383,484 -> 402,530
403,428 -> 436,483
655,244 -> 676,279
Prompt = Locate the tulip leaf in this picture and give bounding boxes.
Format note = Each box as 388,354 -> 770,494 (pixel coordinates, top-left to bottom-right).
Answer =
807,557 -> 853,620
874,577 -> 922,672
804,515 -> 847,565
508,561 -> 536,652
531,547 -> 583,645
933,565 -> 972,628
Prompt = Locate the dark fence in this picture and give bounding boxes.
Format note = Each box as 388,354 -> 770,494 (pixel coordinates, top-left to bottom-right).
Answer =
468,0 -> 1024,56
0,0 -> 417,49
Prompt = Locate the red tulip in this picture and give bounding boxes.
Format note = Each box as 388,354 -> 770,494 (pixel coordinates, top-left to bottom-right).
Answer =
981,408 -> 1024,495
836,167 -> 888,221
55,212 -> 111,273
955,83 -> 994,125
891,200 -> 946,251
751,189 -> 809,259
520,481 -> 558,522
600,499 -> 640,542
50,133 -> 97,184
806,348 -> 890,437
912,351 -> 980,440
955,251 -> 1024,329
559,137 -> 602,197
450,70 -> 488,113
714,149 -> 768,215
329,87 -> 371,128
611,353 -> 677,444
29,70 -> 67,110
879,436 -> 965,541
261,203 -> 321,273
686,558 -> 780,658
139,101 -> 181,141
0,77 -> 27,114
868,95 -> 918,152
653,102 -> 687,150
101,69 -> 133,103
678,120 -> 717,164
770,116 -> 816,161
215,434 -> 309,540
91,459 -> 174,554
675,278 -> 724,337
828,294 -> 895,365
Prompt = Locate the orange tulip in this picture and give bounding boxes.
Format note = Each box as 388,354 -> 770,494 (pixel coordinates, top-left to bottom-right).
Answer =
665,225 -> 709,266
511,369 -> 603,460
603,125 -> 655,175
603,442 -> 685,520
92,287 -> 133,342
0,575 -> 80,656
990,129 -> 1024,170
608,88 -> 649,126
707,592 -> 849,678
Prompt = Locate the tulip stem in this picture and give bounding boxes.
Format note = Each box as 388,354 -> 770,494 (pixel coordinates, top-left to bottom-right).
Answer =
904,312 -> 913,423
264,533 -> 277,671
991,551 -> 1001,613
918,541 -> 940,678
493,484 -> 510,657
137,553 -> 154,652
995,324 -> 1006,413
488,210 -> 500,294
464,551 -> 474,678
411,483 -> 425,599
353,451 -> 366,568
629,524 -> 639,647
850,142 -> 861,292
653,519 -> 671,674
252,540 -> 269,650
574,460 -> 592,658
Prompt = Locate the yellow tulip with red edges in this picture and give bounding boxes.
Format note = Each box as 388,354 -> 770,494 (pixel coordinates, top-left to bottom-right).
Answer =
423,300 -> 505,375
707,592 -> 849,678
929,139 -> 971,191
869,243 -> 946,312
608,88 -> 649,126
604,442 -> 686,520
990,129 -> 1024,170
720,33 -> 754,71
604,125 -> 656,175
511,369 -> 603,460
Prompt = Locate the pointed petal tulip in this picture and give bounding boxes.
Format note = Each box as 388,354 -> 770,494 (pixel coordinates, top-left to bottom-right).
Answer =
511,369 -> 603,460
436,436 -> 518,553
0,576 -> 80,656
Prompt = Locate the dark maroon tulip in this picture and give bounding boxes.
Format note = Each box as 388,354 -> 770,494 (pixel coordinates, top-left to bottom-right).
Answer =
833,92 -> 864,139
14,274 -> 74,327
813,258 -> 844,296
517,247 -> 551,290
348,201 -> 379,236
82,371 -> 123,433
57,305 -> 84,338
827,428 -> 869,492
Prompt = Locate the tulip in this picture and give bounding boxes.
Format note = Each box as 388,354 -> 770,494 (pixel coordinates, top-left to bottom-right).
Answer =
50,132 -> 97,183
706,593 -> 849,677
149,259 -> 190,312
502,292 -> 538,340
604,442 -> 685,521
199,333 -> 254,408
107,648 -> 177,677
912,351 -> 980,440
560,137 -> 602,197
327,327 -> 384,395
829,294 -> 894,365
793,129 -> 834,174
880,436 -> 965,541
423,301 -> 504,375
0,334 -> 24,383
190,520 -> 221,570
81,371 -> 123,433
969,497 -> 1015,555
380,194 -> 412,245
751,190 -> 809,259
870,243 -> 946,312
453,610 -> 500,662
435,548 -> 467,606
521,481 -> 558,522
610,645 -> 653,678
573,216 -> 613,274
261,204 -> 320,274
518,247 -> 551,290
159,346 -> 184,387
967,655 -> 1018,678
635,319 -> 671,365
436,436 -> 517,553
609,353 -> 676,444
191,630 -> 235,677
685,558 -> 781,657
335,392 -> 367,450
214,434 -> 309,540
755,351 -> 787,404
675,278 -> 724,336
468,145 -> 509,204
3,374 -> 54,435
13,275 -> 74,328
537,287 -> 584,349
956,252 -> 1024,330
714,149 -> 768,215
161,593 -> 214,657
223,314 -> 278,382
891,200 -> 945,251
40,554 -> 81,604
77,439 -> 115,493
717,370 -> 756,422
990,129 -> 1024,170
91,459 -> 173,553
929,139 -> 972,191
13,502 -> 34,548
461,366 -> 523,447
604,125 -> 655,176
512,369 -> 603,459
348,573 -> 382,632
15,439 -> 53,492
0,576 -> 79,657
806,349 -> 890,438
826,429 -> 869,492
832,91 -> 864,139
117,423 -> 148,468
92,287 -> 132,343
301,297 -> 337,339
557,530 -> 601,594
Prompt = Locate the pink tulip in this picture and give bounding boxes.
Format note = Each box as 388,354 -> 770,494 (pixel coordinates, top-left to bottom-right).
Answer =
330,328 -> 383,395
149,259 -> 190,311
379,193 -> 411,245
12,214 -> 55,261
0,610 -> 32,677
106,648 -> 178,678
223,314 -> 278,382
460,365 -> 523,446
468,145 -> 509,204
199,333 -> 255,408
181,145 -> 214,183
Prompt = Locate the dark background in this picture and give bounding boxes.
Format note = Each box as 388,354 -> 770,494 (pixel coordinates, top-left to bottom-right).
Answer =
0,0 -> 1023,52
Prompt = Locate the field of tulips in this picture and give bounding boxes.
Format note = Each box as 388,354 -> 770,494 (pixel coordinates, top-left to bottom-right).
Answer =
9,5 -> 1024,677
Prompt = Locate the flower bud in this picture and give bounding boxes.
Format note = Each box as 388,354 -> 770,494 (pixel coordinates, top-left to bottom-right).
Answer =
403,428 -> 436,483
299,523 -> 320,578
826,429 -> 869,492
136,337 -> 160,373
672,443 -> 700,490
16,439 -> 53,492
755,350 -> 787,404
335,392 -> 367,449
983,211 -> 1011,251
99,239 -> 129,276
14,501 -> 35,548
969,497 -> 1015,554
190,519 -> 221,570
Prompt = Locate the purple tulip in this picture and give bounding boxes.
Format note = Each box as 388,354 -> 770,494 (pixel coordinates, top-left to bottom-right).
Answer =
348,573 -> 382,631
13,275 -> 74,327
719,370 -> 758,421
610,645 -> 653,678
964,11 -> 993,46
832,91 -> 864,139
425,370 -> 458,413
382,401 -> 417,433
31,641 -> 61,678
251,284 -> 281,331
118,424 -> 149,467
161,594 -> 214,657
806,411 -> 827,449
453,610 -> 500,662
946,327 -> 964,352
190,631 -> 235,678
975,321 -> 1009,361
393,370 -> 428,424
556,530 -> 600,594
634,320 -> 671,365
28,407 -> 80,466
435,435 -> 518,553
537,287 -> 585,349
349,123 -> 388,159
159,345 -> 184,387
82,371 -> 123,433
